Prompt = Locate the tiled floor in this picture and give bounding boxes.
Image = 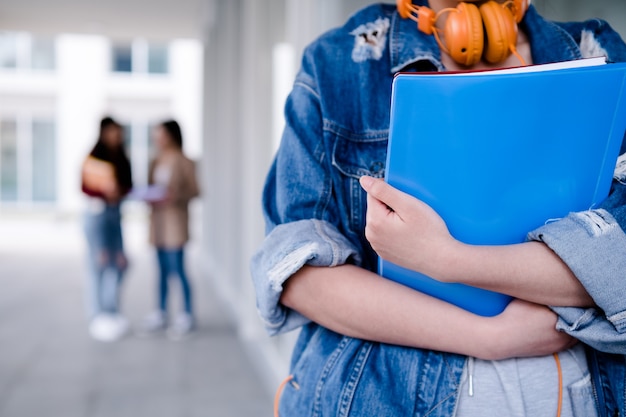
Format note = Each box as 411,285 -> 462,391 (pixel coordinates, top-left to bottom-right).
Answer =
0,214 -> 273,417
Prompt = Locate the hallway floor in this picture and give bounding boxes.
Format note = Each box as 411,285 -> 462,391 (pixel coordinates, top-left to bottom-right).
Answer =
0,212 -> 273,417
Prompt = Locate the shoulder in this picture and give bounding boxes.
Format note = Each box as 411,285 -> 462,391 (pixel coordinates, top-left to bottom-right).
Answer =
308,3 -> 395,51
554,18 -> 626,62
297,4 -> 396,86
173,152 -> 196,172
182,154 -> 196,169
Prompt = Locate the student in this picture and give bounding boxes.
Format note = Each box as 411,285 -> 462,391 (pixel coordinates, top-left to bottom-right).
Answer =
82,116 -> 132,342
251,1 -> 626,416
140,120 -> 200,340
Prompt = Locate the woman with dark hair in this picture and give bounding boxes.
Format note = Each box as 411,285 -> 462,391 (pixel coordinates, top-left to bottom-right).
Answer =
140,119 -> 200,340
81,116 -> 132,342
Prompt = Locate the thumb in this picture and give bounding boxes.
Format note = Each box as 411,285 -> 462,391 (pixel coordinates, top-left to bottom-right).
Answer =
359,176 -> 410,213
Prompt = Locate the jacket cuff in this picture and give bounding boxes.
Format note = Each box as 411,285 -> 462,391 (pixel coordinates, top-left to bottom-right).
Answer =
552,306 -> 626,354
250,219 -> 361,336
528,209 -> 626,334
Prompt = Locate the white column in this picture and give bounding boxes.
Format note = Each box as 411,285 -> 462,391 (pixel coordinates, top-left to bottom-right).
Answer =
56,34 -> 109,213
199,0 -> 378,392
170,39 -> 204,160
201,0 -> 244,308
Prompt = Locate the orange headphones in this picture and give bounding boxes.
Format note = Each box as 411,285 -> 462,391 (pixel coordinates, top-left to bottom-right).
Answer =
397,0 -> 529,66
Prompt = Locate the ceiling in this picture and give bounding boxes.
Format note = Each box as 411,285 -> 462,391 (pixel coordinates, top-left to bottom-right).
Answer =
2,1 -> 625,45
0,0 -> 209,40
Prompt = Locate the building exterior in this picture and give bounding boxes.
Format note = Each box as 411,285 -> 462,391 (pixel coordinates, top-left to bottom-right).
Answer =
0,32 -> 202,214
1,0 -> 625,393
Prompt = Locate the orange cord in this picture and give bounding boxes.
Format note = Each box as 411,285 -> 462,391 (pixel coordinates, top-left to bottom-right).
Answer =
274,375 -> 294,417
509,44 -> 528,66
553,353 -> 563,417
432,8 -> 459,57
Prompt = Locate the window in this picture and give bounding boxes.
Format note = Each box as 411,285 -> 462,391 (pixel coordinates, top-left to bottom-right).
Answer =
0,120 -> 18,201
0,117 -> 57,204
0,32 -> 18,69
30,38 -> 56,71
31,120 -> 56,201
148,44 -> 169,74
111,41 -> 169,75
0,32 -> 56,71
122,120 -> 165,189
112,44 -> 133,72
123,121 -> 156,188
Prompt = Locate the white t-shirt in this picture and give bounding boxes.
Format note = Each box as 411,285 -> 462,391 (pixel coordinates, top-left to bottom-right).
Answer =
455,344 -> 597,417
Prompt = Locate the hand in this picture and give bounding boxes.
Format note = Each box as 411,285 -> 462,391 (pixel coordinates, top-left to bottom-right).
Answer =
360,176 -> 459,279
102,184 -> 121,203
150,193 -> 171,207
484,299 -> 577,360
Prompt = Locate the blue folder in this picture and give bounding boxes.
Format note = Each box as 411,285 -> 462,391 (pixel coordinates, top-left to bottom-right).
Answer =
380,60 -> 626,316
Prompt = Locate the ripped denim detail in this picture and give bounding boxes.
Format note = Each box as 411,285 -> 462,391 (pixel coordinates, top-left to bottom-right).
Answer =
571,209 -> 617,237
268,242 -> 318,292
350,17 -> 390,63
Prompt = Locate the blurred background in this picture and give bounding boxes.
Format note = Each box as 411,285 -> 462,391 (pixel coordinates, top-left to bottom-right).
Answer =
0,1 -> 624,416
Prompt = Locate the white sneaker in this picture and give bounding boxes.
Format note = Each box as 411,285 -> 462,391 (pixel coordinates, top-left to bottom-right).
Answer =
89,314 -> 129,342
166,313 -> 194,341
137,311 -> 167,336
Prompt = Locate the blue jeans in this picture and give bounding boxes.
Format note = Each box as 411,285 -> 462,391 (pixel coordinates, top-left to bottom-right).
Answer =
84,203 -> 126,318
156,248 -> 193,315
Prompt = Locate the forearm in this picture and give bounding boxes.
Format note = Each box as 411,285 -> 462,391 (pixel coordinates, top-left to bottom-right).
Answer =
280,264 -> 571,360
359,176 -> 594,308
438,240 -> 594,308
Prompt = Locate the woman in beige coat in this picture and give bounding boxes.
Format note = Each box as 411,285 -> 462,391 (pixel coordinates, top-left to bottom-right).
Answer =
141,120 -> 199,340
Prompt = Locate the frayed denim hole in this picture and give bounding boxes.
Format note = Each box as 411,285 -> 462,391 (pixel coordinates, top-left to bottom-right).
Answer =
349,17 -> 390,63
580,29 -> 610,59
268,242 -> 318,292
571,210 -> 616,237
607,311 -> 626,334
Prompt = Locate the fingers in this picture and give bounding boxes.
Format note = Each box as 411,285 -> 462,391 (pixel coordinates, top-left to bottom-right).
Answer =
361,176 -> 404,226
360,176 -> 403,212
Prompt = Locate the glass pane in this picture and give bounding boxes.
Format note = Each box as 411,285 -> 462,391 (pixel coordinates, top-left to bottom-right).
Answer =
148,123 -> 157,161
148,44 -> 168,74
32,119 -> 56,202
1,120 -> 18,201
125,123 -> 150,187
31,37 -> 56,70
112,44 -> 132,72
0,32 -> 18,68
123,124 -> 132,149
145,123 -> 158,185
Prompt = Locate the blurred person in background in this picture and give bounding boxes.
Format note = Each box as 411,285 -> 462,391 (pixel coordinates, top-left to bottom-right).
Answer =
139,119 -> 199,340
81,116 -> 133,342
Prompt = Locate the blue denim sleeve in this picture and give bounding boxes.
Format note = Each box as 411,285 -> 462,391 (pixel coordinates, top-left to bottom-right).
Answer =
250,219 -> 360,336
250,67 -> 361,336
532,15 -> 626,354
528,169 -> 626,354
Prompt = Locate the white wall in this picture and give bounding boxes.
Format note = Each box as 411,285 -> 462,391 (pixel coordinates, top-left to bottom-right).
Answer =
56,35 -> 110,212
534,0 -> 626,36
199,0 -> 373,392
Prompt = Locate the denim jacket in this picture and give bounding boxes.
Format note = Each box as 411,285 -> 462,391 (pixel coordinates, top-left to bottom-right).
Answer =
251,3 -> 626,416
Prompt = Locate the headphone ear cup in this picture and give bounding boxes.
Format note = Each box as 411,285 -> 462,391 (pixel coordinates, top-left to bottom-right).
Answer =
444,2 -> 484,66
480,1 -> 518,64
